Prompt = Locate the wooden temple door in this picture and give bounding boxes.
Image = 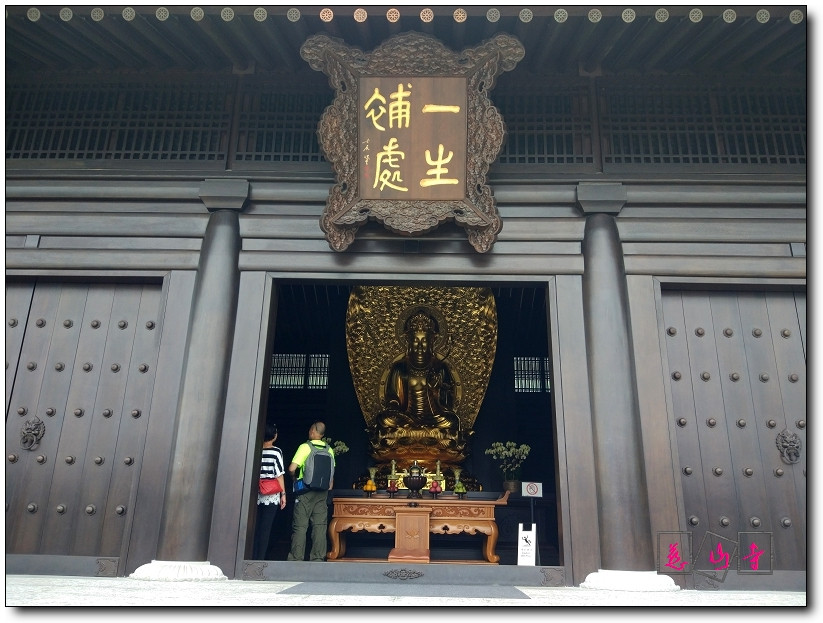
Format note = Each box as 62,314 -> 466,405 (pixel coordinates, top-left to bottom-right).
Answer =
661,290 -> 806,583
6,282 -> 162,566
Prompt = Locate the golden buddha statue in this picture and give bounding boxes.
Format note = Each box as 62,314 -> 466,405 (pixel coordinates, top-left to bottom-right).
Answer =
375,310 -> 461,439
346,285 -> 497,472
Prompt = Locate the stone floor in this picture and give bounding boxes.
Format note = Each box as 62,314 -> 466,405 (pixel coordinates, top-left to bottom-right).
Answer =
5,574 -> 807,609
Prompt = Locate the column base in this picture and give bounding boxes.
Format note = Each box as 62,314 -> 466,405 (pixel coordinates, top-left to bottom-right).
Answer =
130,560 -> 228,581
580,569 -> 680,592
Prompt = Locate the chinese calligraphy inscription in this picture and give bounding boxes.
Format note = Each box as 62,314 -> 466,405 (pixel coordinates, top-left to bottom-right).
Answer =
360,77 -> 467,201
657,532 -> 692,575
301,32 -> 524,252
658,530 -> 774,583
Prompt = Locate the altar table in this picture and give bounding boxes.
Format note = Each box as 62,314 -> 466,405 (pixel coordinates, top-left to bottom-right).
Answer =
327,491 -> 510,564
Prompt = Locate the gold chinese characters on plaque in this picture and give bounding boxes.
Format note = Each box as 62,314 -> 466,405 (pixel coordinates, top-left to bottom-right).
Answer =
359,77 -> 467,202
301,32 -> 524,253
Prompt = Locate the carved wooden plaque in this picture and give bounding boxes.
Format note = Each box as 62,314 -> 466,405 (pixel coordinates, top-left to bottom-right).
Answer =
300,32 -> 524,253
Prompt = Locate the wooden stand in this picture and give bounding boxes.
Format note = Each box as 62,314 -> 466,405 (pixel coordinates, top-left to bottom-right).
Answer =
388,505 -> 432,563
328,491 -> 510,564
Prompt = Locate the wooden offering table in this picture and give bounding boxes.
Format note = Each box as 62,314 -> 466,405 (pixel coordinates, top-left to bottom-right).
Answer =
327,491 -> 510,564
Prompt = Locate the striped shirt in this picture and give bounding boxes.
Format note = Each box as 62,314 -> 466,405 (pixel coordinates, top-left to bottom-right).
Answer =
258,445 -> 285,506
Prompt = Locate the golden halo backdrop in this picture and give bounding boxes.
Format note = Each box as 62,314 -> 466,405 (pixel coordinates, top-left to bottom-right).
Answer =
346,285 -> 497,432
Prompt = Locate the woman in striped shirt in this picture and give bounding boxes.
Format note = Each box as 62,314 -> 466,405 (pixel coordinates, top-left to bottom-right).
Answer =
253,422 -> 286,559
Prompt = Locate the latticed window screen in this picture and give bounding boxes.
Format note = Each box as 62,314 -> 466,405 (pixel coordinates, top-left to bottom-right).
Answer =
270,354 -> 306,389
234,88 -> 330,162
514,356 -> 551,393
270,353 -> 329,389
5,73 -> 805,168
600,81 -> 806,166
306,354 -> 330,389
716,88 -> 806,165
495,81 -> 594,165
5,78 -> 233,161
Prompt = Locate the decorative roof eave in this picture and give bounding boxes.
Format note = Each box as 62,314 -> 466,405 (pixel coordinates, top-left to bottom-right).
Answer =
5,6 -> 806,76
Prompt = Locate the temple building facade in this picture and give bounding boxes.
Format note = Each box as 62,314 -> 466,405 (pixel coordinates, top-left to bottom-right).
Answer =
5,6 -> 806,591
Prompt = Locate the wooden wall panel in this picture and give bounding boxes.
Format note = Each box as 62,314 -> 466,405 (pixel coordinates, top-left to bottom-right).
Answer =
709,294 -> 772,539
5,213 -> 208,237
4,201 -> 206,214
5,250 -> 199,271
5,282 -> 35,412
661,290 -> 806,578
625,275 -> 683,578
5,282 -> 165,569
239,216 -> 585,244
99,286 -> 164,558
622,185 -> 805,207
550,275 -> 599,584
38,237 -> 202,250
620,207 -> 806,220
622,243 -> 792,257
239,250 -> 584,277
681,293 -> 743,533
209,271 -> 273,576
6,284 -> 87,554
5,284 -> 62,428
748,293 -> 807,568
240,214 -> 325,239
794,292 -> 806,357
244,182 -> 581,207
243,238 -> 582,256
124,271 -> 195,575
624,256 -> 805,279
39,285 -> 126,556
618,219 -> 805,243
4,180 -> 202,201
659,292 -> 709,589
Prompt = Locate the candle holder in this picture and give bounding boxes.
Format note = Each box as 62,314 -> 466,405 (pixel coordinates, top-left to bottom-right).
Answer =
453,468 -> 467,499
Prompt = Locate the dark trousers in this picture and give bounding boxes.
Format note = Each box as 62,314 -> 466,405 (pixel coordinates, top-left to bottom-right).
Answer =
287,489 -> 329,561
253,502 -> 279,560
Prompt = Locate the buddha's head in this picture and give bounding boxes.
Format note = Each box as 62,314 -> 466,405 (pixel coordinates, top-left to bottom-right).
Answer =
404,311 -> 437,365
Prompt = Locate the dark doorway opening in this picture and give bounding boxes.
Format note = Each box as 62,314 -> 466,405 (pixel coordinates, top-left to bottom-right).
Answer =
259,282 -> 559,565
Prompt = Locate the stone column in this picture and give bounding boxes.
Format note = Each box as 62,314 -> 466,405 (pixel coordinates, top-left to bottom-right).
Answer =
132,179 -> 248,581
577,184 -> 676,591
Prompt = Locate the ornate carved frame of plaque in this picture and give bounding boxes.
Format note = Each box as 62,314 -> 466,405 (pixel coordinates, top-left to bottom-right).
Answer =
301,32 -> 524,253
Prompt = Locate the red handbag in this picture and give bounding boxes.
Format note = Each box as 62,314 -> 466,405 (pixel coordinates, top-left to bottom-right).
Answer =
259,478 -> 283,495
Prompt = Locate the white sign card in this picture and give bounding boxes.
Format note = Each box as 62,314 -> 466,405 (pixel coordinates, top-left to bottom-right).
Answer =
518,524 -> 538,566
522,481 -> 543,497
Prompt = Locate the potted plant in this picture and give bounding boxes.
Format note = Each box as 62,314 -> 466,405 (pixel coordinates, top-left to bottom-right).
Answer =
322,437 -> 349,456
322,437 -> 349,489
484,441 -> 531,493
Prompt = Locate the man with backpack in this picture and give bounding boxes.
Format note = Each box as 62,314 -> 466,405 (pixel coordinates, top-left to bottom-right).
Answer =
286,421 -> 335,561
